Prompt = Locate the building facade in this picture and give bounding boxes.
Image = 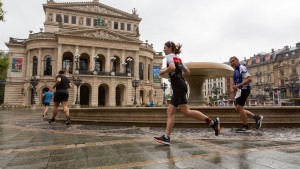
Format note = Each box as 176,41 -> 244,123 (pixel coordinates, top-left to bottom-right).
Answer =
244,43 -> 300,106
203,43 -> 300,107
4,0 -> 165,106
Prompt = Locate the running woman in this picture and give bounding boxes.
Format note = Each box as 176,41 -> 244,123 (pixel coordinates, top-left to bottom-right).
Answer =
154,41 -> 220,145
49,70 -> 71,125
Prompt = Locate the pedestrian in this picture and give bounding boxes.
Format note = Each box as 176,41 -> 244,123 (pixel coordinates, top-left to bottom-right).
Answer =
49,70 -> 71,125
154,41 -> 220,145
149,99 -> 154,107
229,56 -> 263,133
42,88 -> 53,118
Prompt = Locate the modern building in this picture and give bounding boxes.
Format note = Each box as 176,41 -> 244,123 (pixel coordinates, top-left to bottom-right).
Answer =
4,0 -> 165,106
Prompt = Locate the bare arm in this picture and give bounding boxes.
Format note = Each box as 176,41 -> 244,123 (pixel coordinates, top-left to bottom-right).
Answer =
53,77 -> 61,89
232,76 -> 252,90
160,63 -> 175,75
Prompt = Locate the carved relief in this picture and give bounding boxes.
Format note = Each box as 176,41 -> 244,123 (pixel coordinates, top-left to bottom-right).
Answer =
62,6 -> 123,17
83,30 -> 120,40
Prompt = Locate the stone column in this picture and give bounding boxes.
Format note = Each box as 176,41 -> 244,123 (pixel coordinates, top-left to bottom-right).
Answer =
91,47 -> 95,72
120,50 -> 125,73
38,48 -> 42,78
26,50 -> 31,78
105,48 -> 110,73
135,52 -> 139,78
109,78 -> 116,106
145,58 -> 149,82
91,81 -> 98,106
57,44 -> 62,73
186,75 -> 207,106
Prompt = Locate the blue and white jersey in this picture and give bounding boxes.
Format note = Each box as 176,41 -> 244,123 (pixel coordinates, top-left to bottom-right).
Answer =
233,64 -> 251,89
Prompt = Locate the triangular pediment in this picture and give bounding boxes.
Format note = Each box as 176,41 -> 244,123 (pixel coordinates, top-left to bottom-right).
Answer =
56,28 -> 141,43
46,2 -> 140,21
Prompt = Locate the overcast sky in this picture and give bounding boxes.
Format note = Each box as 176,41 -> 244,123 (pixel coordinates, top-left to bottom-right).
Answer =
1,0 -> 300,63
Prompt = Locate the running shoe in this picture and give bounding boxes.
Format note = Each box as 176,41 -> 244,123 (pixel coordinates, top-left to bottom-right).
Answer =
254,115 -> 263,129
66,118 -> 71,125
49,118 -> 56,124
154,135 -> 170,145
235,126 -> 251,133
210,117 -> 220,136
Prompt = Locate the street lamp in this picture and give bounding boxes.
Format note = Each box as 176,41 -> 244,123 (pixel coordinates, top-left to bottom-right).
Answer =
132,79 -> 140,105
285,77 -> 299,104
122,58 -> 133,75
74,77 -> 82,105
30,76 -> 39,105
161,82 -> 168,105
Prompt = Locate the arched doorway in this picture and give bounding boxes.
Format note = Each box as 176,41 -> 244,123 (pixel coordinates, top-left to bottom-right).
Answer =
80,85 -> 90,105
116,87 -> 121,106
140,90 -> 144,105
98,86 -> 106,106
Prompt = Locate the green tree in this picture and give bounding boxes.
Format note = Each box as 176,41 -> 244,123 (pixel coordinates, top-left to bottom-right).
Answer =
0,50 -> 8,104
0,51 -> 9,79
0,0 -> 5,22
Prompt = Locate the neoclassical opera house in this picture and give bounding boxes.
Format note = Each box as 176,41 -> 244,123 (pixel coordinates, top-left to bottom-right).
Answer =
4,0 -> 164,106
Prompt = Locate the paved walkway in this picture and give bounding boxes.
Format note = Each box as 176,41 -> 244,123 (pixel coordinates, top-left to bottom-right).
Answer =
0,109 -> 299,169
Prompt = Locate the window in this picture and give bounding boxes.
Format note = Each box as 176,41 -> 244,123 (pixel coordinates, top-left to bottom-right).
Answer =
56,14 -> 61,22
114,22 -> 118,29
71,16 -> 76,24
121,23 -> 125,30
44,56 -> 52,76
64,15 -> 69,23
86,18 -> 91,26
62,58 -> 73,74
127,23 -> 131,31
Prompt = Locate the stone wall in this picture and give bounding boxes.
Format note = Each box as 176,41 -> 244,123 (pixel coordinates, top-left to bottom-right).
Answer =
57,106 -> 300,128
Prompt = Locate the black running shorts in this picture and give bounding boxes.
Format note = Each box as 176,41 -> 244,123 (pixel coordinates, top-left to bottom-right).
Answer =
234,89 -> 250,106
53,90 -> 69,103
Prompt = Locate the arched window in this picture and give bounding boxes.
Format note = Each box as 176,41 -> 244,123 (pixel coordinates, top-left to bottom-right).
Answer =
62,56 -> 73,74
32,56 -> 38,76
44,56 -> 52,76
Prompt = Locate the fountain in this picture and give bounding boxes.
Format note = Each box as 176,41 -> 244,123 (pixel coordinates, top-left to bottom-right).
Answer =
161,62 -> 234,106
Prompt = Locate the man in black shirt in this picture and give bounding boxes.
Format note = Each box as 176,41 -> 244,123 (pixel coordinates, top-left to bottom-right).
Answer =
49,70 -> 72,125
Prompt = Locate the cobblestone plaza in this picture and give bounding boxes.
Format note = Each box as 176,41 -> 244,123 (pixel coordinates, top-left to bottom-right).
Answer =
0,109 -> 299,169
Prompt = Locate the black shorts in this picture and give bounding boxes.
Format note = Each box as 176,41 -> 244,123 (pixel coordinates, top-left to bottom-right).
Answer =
53,90 -> 69,103
170,78 -> 188,107
234,89 -> 250,106
43,103 -> 50,106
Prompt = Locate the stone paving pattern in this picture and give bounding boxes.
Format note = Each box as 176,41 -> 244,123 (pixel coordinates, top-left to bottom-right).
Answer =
0,109 -> 299,169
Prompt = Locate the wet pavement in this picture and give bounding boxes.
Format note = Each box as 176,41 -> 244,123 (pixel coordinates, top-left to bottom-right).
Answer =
0,109 -> 299,169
